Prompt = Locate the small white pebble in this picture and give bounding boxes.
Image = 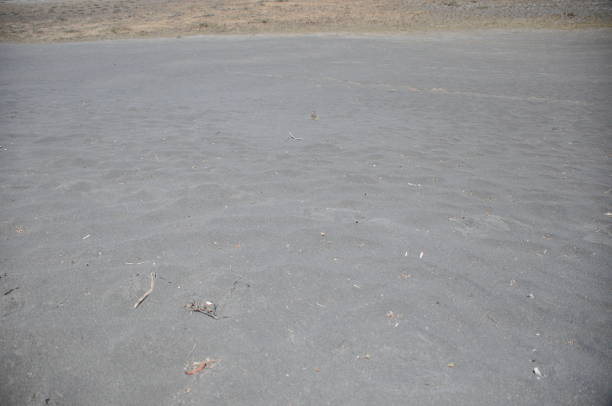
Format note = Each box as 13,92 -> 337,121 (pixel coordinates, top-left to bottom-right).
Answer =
419,251 -> 424,259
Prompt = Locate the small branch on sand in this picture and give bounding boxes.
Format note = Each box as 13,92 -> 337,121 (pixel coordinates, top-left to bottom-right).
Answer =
288,131 -> 302,141
134,272 -> 156,308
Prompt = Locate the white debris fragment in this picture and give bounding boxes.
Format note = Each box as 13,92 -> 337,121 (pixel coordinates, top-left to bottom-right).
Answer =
533,367 -> 543,378
419,251 -> 424,259
82,234 -> 91,240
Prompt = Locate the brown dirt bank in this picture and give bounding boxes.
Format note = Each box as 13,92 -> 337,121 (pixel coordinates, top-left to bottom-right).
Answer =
1,0 -> 611,43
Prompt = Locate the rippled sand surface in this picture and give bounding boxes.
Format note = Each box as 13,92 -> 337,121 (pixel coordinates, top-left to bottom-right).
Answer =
0,31 -> 611,405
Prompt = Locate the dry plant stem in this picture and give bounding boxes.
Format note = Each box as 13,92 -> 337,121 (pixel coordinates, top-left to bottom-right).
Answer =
134,272 -> 156,308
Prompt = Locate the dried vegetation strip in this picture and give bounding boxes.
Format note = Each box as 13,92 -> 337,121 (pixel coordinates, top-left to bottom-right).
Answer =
0,0 -> 611,42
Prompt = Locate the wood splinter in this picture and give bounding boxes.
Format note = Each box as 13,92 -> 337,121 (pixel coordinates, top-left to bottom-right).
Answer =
185,359 -> 217,375
134,272 -> 156,308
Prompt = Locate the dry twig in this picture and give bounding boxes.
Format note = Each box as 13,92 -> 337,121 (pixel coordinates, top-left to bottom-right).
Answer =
134,272 -> 156,308
288,131 -> 302,141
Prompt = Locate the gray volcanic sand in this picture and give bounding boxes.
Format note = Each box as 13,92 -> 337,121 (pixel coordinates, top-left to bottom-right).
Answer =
0,30 -> 611,405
